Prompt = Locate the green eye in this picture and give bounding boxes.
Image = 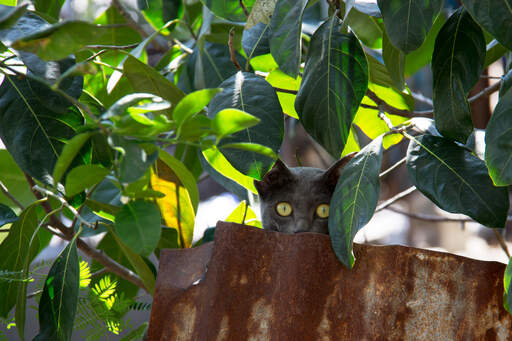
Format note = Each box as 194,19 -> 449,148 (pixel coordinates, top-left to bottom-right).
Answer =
276,202 -> 293,217
316,204 -> 329,218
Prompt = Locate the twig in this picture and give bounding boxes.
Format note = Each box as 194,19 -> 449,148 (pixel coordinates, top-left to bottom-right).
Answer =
386,205 -> 473,222
32,185 -> 95,229
274,87 -> 298,95
228,28 -> 241,71
468,80 -> 501,103
366,89 -> 425,118
375,186 -> 417,212
379,157 -> 406,178
239,0 -> 249,17
172,39 -> 194,54
410,91 -> 433,107
0,180 -> 24,210
85,49 -> 108,62
84,43 -> 140,50
27,289 -> 43,299
493,229 -> 511,258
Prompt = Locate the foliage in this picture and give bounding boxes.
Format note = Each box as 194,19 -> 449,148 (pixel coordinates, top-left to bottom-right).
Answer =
0,0 -> 510,338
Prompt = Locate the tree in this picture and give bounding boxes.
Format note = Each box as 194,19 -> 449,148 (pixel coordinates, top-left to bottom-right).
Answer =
0,0 -> 511,339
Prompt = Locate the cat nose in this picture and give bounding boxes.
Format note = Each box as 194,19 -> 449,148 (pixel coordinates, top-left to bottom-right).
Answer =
294,218 -> 310,233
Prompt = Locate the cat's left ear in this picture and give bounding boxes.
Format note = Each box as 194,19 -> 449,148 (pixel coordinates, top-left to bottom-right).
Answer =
323,152 -> 357,189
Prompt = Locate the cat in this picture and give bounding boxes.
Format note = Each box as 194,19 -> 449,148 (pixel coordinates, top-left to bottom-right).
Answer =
254,154 -> 355,234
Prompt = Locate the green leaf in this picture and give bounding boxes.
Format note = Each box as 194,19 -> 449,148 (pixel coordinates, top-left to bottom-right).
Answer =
158,149 -> 200,212
35,237 -> 79,341
107,225 -> 156,295
0,203 -> 17,227
199,0 -> 255,22
0,73 -> 83,185
12,21 -> 141,60
329,135 -> 383,269
406,134 -> 509,228
404,13 -> 445,76
485,86 -> 512,186
114,200 -> 161,257
504,256 -> 512,314
120,322 -> 148,341
295,15 -> 368,158
485,39 -> 509,68
377,0 -> 443,54
382,29 -> 405,90
123,55 -> 185,109
0,150 -> 33,207
208,72 -> 283,179
345,8 -> 383,49
220,142 -> 278,160
33,0 -> 64,21
111,137 -> 158,183
173,88 -> 222,129
0,4 -> 27,30
269,0 -> 308,78
242,22 -> 270,59
432,8 -> 485,143
65,165 -> 110,197
0,205 -> 38,318
53,132 -> 93,185
462,0 -> 512,50
79,260 -> 91,288
212,108 -> 261,140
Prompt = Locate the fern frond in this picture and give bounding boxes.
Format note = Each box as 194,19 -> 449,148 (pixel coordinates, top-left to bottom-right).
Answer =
79,260 -> 91,288
92,275 -> 117,300
0,269 -> 33,283
129,301 -> 152,311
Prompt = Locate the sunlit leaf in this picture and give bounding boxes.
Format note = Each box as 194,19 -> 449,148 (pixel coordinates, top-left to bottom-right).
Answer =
79,260 -> 91,288
225,201 -> 262,228
151,160 -> 195,248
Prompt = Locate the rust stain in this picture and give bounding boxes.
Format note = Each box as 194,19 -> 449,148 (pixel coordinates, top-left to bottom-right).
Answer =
148,222 -> 512,340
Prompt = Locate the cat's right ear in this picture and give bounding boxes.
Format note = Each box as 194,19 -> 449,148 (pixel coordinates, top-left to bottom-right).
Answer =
254,159 -> 292,197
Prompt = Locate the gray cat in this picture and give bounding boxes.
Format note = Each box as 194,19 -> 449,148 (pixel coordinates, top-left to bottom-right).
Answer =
254,155 -> 355,234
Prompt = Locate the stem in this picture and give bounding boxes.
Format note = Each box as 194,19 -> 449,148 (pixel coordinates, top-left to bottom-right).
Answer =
84,43 -> 139,50
0,180 -> 24,210
228,28 -> 241,71
375,186 -> 417,212
379,157 -> 406,179
274,87 -> 298,95
493,229 -> 511,258
239,0 -> 249,17
468,80 -> 501,103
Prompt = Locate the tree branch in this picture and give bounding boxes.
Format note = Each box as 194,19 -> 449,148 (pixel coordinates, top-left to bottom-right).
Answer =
228,28 -> 241,71
379,157 -> 406,178
375,186 -> 417,212
0,180 -> 24,210
239,0 -> 249,17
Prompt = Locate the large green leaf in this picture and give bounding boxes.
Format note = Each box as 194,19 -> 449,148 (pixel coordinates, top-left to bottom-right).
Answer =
0,150 -> 33,207
0,4 -> 27,30
114,200 -> 162,257
33,0 -> 64,21
208,71 -> 283,179
329,135 -> 383,269
110,136 -> 158,184
123,56 -> 185,109
172,88 -> 221,130
406,134 -> 509,228
462,0 -> 512,50
52,132 -> 93,186
382,29 -> 405,90
12,20 -> 141,60
65,165 -> 110,197
0,203 -> 17,227
242,22 -> 270,59
295,15 -> 368,158
268,0 -> 308,78
377,0 -> 443,54
485,86 -> 512,186
34,237 -> 79,341
432,8 -> 485,143
265,69 -> 300,119
0,205 -> 38,318
345,8 -> 383,49
199,0 -> 255,22
0,74 -> 83,185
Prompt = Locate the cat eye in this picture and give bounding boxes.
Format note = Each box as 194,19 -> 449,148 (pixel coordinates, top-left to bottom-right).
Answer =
316,204 -> 329,218
275,202 -> 293,217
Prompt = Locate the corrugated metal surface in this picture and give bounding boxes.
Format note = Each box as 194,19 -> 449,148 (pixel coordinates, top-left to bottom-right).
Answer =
148,222 -> 511,340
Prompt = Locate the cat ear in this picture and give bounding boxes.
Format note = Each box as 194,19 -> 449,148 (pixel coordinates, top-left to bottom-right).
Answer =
254,159 -> 293,197
323,152 -> 357,189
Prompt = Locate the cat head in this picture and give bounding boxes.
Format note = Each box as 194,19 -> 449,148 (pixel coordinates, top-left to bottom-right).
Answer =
254,154 -> 355,234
